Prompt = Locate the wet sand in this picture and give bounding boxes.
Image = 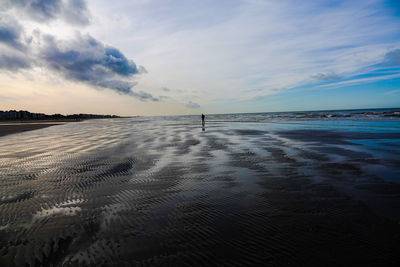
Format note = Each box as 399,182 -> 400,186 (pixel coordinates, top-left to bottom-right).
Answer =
0,119 -> 85,137
0,123 -> 62,137
0,118 -> 399,266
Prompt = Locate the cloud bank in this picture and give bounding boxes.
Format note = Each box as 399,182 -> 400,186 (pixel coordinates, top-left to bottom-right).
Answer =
0,0 -> 158,101
39,33 -> 157,100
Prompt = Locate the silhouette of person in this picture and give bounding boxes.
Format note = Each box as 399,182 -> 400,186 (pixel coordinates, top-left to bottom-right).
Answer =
201,113 -> 205,131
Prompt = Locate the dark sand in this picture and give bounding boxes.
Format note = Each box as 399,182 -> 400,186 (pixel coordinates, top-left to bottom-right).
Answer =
0,119 -> 85,137
0,123 -> 61,137
0,119 -> 399,266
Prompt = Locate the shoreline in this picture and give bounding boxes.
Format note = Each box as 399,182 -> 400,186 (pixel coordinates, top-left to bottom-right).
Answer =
0,119 -> 82,137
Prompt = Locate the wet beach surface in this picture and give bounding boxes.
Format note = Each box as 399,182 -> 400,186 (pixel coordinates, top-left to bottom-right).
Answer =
0,123 -> 63,137
0,118 -> 400,266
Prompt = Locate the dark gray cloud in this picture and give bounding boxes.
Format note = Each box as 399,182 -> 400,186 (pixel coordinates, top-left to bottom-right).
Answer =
4,0 -> 90,25
162,87 -> 171,92
186,101 -> 200,108
383,49 -> 400,66
0,54 -> 31,70
23,0 -> 62,21
311,72 -> 341,82
130,91 -> 159,101
41,34 -> 139,76
94,80 -> 158,101
38,33 -> 157,100
0,18 -> 26,51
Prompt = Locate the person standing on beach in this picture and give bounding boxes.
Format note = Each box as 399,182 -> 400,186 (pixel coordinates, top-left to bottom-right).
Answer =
201,113 -> 205,131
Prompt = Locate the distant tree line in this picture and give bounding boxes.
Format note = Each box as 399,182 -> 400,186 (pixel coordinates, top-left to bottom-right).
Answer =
0,110 -> 120,120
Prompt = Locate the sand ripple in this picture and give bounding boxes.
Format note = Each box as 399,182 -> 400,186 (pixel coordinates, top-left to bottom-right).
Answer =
0,119 -> 399,266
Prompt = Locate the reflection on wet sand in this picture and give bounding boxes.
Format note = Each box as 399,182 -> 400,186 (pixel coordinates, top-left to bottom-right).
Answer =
0,118 -> 399,266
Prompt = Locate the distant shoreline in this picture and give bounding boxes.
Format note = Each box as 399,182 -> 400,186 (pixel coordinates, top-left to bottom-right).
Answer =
0,119 -> 84,124
0,110 -> 124,137
0,110 -> 122,121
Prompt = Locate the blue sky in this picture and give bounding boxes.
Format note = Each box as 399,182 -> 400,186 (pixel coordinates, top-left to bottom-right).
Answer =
0,0 -> 400,115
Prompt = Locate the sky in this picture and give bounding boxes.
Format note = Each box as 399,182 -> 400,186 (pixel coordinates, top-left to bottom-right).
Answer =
0,0 -> 400,116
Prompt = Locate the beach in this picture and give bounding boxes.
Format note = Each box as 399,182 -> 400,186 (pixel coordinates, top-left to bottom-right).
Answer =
0,115 -> 399,266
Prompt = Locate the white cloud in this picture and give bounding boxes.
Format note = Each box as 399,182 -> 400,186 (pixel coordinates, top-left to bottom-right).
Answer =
87,0 -> 400,106
385,89 -> 400,95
